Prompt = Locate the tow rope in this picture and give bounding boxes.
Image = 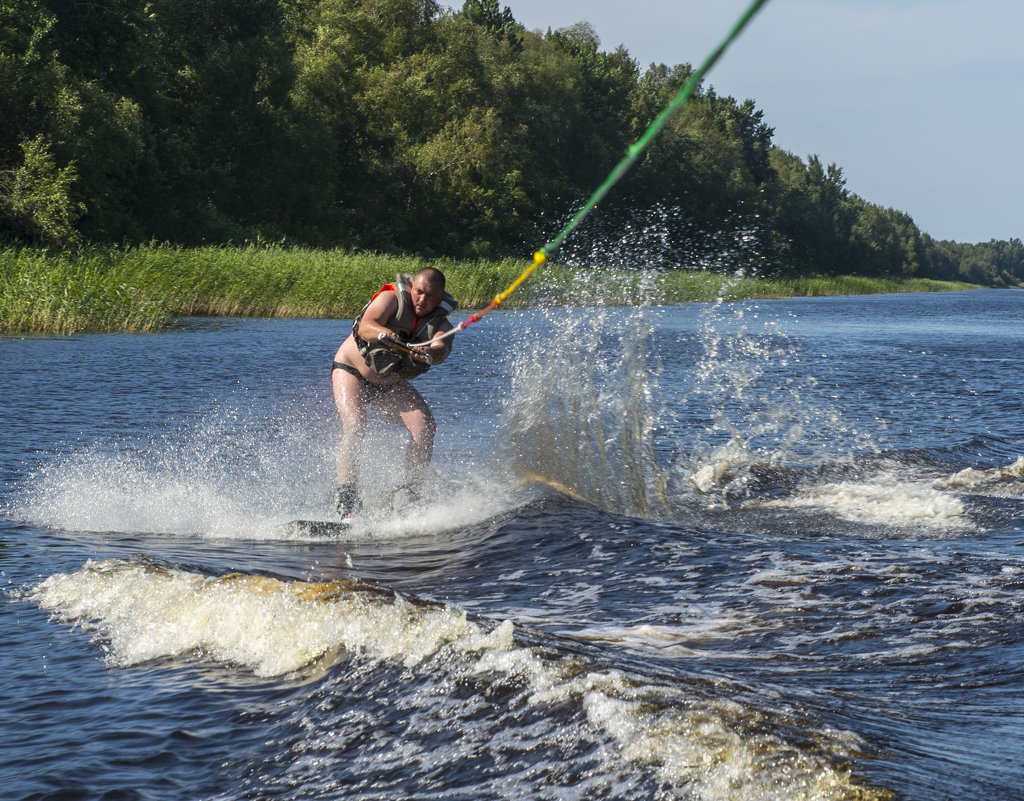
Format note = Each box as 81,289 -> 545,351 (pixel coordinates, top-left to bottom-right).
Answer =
424,0 -> 770,346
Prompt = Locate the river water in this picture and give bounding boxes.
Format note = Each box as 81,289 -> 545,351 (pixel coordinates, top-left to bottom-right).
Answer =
3,287 -> 1023,800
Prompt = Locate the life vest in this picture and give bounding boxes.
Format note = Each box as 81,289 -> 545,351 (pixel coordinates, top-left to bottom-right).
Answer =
352,273 -> 458,378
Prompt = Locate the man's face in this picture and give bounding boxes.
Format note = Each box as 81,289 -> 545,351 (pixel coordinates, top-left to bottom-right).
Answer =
410,276 -> 444,316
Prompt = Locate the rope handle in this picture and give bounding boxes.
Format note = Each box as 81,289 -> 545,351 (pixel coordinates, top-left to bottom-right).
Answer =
378,332 -> 434,364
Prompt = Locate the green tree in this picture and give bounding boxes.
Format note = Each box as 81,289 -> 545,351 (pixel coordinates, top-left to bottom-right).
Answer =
918,234 -> 960,282
0,134 -> 85,245
547,22 -> 637,194
950,238 -> 1024,286
622,66 -> 773,233
133,0 -> 297,242
850,203 -> 923,277
0,2 -> 93,243
460,0 -> 521,51
347,4 -> 581,254
2,0 -> 1018,277
766,150 -> 858,273
277,0 -> 382,243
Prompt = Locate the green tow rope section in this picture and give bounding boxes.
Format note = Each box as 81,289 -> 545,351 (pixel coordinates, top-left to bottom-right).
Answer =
431,0 -> 771,344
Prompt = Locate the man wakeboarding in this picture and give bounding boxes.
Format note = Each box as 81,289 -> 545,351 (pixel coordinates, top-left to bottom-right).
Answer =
330,267 -> 457,517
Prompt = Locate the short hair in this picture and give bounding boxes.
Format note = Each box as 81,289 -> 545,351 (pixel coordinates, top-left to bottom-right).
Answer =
415,267 -> 446,289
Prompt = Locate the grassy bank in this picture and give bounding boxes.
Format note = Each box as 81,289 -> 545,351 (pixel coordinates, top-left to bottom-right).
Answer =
1,244 -> 980,335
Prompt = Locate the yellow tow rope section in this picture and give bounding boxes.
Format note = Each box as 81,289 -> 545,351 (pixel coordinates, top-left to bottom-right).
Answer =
494,249 -> 547,308
432,249 -> 547,342
427,0 -> 769,345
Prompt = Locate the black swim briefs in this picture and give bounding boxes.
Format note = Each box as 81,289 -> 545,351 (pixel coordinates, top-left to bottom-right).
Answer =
332,361 -> 395,398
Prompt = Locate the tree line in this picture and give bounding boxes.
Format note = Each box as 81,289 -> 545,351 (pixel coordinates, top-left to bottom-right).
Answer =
1,0 -> 1021,285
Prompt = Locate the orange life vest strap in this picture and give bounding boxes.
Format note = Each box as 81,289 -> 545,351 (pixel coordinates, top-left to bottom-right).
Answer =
370,283 -> 397,302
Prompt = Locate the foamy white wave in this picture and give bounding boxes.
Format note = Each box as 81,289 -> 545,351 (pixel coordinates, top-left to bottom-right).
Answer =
6,393 -> 519,540
763,479 -> 968,530
32,559 -> 885,801
583,691 -> 868,801
933,455 -> 1024,491
690,457 -> 742,495
32,559 -> 484,675
362,475 -> 518,538
12,457 -> 271,537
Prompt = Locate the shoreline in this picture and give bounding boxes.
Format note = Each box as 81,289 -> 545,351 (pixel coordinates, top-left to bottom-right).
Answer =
0,245 -> 989,335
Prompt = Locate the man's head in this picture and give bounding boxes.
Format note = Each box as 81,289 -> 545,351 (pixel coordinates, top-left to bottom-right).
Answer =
410,268 -> 446,317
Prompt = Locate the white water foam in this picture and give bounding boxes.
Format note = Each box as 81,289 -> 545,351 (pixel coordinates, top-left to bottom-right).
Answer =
344,473 -> 524,540
31,559 -> 490,676
32,559 -> 887,801
669,296 -> 886,515
933,455 -> 1024,493
761,477 -> 969,531
570,614 -> 787,658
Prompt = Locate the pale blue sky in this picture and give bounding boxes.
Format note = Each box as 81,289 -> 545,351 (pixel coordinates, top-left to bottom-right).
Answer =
503,0 -> 1023,244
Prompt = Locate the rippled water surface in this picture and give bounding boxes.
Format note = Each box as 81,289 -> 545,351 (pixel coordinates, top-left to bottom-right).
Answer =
3,289 -> 1024,800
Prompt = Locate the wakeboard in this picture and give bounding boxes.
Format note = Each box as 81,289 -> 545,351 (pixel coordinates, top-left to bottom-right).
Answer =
279,516 -> 360,537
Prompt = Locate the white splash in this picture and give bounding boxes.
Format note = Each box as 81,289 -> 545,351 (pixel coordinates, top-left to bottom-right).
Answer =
6,395 -> 517,541
504,303 -> 669,518
31,559 -> 488,676
7,395 -> 340,538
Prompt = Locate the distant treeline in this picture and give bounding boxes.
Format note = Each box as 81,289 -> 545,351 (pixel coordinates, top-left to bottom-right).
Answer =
1,0 -> 1022,285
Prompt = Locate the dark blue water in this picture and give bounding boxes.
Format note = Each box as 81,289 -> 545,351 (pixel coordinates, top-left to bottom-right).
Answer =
3,289 -> 1024,800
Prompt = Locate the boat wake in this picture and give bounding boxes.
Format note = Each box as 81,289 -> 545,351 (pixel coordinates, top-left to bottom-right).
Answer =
30,557 -> 890,801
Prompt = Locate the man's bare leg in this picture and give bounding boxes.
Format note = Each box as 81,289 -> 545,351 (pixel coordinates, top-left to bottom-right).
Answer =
332,367 -> 366,514
374,381 -> 437,482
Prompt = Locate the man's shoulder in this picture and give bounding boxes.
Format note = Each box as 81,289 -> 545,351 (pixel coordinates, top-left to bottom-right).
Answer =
367,287 -> 400,314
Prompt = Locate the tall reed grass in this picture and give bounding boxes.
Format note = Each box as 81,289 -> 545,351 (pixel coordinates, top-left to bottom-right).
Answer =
0,243 -> 978,335
0,248 -> 172,334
